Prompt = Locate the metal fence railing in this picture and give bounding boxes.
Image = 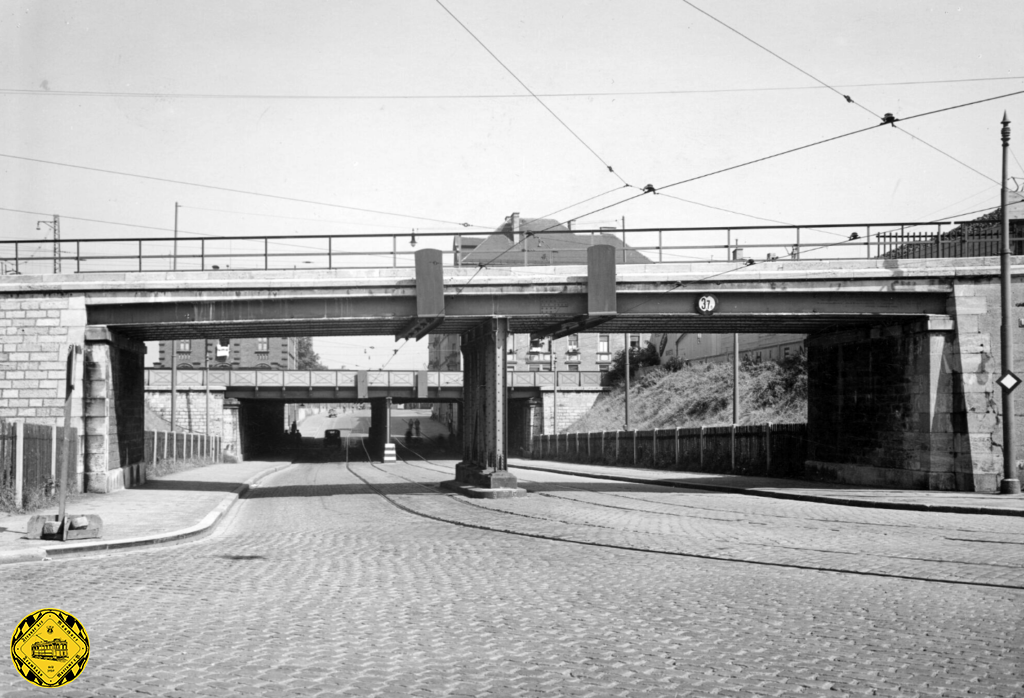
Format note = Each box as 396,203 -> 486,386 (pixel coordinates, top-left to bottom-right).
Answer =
532,423 -> 807,479
2,220 -> 1019,276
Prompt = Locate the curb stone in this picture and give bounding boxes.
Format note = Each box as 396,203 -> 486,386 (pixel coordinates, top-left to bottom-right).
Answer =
0,462 -> 295,565
510,463 -> 1024,517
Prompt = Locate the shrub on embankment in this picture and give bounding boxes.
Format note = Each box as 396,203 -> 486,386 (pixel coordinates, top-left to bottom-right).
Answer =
568,351 -> 807,432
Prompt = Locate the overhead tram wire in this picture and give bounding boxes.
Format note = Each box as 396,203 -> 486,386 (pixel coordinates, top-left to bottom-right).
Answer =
678,0 -> 880,121
180,204 -> 492,230
678,0 -> 1020,186
433,0 -> 630,188
3,76 -> 1019,100
0,153 -> 478,229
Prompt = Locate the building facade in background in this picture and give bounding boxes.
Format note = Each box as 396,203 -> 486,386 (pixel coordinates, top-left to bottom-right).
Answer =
154,337 -> 298,370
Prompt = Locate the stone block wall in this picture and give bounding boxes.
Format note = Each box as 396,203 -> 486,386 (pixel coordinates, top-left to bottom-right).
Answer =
543,390 -> 602,434
144,388 -> 225,437
83,328 -> 146,493
947,278 -> 1024,491
0,295 -> 87,490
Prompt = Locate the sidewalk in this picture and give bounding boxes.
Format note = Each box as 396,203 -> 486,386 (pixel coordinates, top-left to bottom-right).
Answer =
0,460 -> 294,565
509,458 -> 1024,517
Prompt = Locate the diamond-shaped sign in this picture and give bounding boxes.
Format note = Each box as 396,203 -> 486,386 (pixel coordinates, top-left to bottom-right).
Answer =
997,371 -> 1022,392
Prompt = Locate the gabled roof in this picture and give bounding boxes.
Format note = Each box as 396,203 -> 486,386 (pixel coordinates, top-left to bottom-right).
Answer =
459,217 -> 651,266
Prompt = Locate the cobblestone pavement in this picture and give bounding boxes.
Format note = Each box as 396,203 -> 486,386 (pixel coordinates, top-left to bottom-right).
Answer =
2,458 -> 1022,697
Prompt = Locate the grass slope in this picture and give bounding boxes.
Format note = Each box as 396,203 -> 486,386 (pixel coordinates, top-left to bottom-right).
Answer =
568,353 -> 807,432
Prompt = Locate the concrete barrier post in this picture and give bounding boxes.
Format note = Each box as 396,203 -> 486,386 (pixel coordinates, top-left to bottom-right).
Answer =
14,421 -> 24,510
50,425 -> 58,485
674,427 -> 680,466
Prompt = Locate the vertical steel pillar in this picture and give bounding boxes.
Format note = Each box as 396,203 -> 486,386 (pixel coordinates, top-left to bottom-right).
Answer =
445,318 -> 521,496
999,112 -> 1020,495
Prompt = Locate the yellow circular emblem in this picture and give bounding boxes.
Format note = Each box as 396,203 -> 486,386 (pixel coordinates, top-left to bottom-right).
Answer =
10,608 -> 90,688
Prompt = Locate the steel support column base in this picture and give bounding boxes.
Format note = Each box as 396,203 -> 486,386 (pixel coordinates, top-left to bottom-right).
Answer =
440,480 -> 527,499
999,478 -> 1022,495
441,462 -> 527,498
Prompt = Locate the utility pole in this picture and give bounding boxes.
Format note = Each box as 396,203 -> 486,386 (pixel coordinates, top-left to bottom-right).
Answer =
170,340 -> 177,439
173,202 -> 180,271
733,334 -> 740,425
624,333 -> 631,430
205,338 -> 211,440
999,112 -> 1020,495
36,215 -> 61,273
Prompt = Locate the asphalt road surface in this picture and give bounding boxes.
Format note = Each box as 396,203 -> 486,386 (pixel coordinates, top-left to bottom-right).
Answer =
2,454 -> 1022,697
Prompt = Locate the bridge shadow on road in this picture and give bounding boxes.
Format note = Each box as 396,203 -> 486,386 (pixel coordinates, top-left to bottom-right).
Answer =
244,481 -> 441,499
142,480 -> 243,493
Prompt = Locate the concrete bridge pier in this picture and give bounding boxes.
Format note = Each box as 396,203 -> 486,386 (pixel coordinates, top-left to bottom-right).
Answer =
443,318 -> 525,498
83,326 -> 146,493
368,397 -> 392,460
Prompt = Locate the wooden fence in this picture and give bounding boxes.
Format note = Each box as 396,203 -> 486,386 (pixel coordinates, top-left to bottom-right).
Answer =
531,423 -> 807,478
0,420 -> 79,510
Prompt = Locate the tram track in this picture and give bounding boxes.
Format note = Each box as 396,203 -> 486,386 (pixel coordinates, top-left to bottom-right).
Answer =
336,441 -> 1024,590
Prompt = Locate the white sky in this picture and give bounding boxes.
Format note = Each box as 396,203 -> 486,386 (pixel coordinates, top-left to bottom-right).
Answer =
4,1 -> 1024,369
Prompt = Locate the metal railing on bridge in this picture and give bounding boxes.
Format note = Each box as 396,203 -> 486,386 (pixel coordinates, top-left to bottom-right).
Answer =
144,368 -> 608,392
3,219 -> 1020,276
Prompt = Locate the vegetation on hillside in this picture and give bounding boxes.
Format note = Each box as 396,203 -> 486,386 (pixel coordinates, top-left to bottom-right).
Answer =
296,337 -> 327,370
568,350 -> 807,432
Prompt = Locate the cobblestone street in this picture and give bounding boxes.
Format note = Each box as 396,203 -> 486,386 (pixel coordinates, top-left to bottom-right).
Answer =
3,458 -> 1022,697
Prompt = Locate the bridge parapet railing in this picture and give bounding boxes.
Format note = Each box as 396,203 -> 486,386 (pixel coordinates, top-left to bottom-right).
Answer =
4,220 -> 1020,276
532,423 -> 807,478
144,368 -> 607,391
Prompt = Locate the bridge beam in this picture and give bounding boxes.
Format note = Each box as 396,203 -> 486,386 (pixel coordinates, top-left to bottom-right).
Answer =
443,318 -> 525,498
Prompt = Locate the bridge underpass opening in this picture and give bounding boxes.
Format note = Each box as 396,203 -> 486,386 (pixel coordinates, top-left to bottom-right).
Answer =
236,397 -> 463,462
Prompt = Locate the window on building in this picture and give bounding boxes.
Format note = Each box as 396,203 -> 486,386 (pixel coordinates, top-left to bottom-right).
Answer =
629,334 -> 640,349
567,364 -> 579,372
784,347 -> 791,358
176,339 -> 191,352
567,334 -> 579,352
257,338 -> 269,353
598,335 -> 609,353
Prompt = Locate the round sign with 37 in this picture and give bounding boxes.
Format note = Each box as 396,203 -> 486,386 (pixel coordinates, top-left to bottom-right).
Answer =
695,294 -> 718,315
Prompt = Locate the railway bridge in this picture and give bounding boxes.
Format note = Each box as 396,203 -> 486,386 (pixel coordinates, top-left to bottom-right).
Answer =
0,245 -> 1020,496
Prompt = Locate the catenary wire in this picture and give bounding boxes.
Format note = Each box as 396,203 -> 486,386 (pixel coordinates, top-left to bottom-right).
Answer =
676,0 -> 1017,185
678,0 -> 879,119
0,153 -> 478,228
4,76 -> 1019,100
433,0 -> 630,187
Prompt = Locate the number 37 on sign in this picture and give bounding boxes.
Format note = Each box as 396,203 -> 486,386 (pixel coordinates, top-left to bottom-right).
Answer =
695,294 -> 718,315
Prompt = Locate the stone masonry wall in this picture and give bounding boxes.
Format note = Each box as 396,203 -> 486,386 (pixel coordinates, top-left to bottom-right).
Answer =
0,295 -> 87,490
947,277 -> 1024,491
144,389 -> 225,437
543,390 -> 602,434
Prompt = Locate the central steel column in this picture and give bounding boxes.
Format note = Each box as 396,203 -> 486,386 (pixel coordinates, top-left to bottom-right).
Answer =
443,318 -> 525,498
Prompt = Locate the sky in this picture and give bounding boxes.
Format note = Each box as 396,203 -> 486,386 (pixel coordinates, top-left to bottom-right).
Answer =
3,1 -> 1024,369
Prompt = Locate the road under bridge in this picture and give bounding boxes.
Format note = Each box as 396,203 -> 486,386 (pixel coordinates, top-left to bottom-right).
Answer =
0,246 -> 1020,495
